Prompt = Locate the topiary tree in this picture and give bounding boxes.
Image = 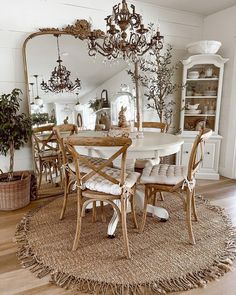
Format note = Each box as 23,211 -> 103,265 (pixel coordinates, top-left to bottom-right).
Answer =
0,88 -> 32,180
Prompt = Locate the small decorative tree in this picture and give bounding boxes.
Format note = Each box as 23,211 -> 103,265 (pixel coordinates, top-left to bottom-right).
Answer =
0,88 -> 32,181
88,98 -> 102,112
128,43 -> 182,131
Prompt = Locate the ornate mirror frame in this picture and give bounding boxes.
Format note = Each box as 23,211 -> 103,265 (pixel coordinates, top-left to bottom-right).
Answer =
22,19 -> 142,180
22,19 -> 105,111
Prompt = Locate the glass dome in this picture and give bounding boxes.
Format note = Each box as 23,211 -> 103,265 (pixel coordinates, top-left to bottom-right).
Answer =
111,84 -> 135,129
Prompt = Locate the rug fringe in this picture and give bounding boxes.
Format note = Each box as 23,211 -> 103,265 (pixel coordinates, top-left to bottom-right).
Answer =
15,196 -> 236,295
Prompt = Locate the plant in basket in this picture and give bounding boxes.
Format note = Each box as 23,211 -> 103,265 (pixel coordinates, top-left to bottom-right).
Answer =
0,88 -> 32,210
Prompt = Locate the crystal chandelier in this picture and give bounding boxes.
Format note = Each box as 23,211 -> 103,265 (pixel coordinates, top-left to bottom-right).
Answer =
41,35 -> 81,93
88,0 -> 163,61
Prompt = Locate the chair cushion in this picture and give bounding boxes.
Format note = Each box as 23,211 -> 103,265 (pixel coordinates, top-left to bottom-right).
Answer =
140,163 -> 187,185
67,156 -> 140,195
135,158 -> 160,169
83,166 -> 140,195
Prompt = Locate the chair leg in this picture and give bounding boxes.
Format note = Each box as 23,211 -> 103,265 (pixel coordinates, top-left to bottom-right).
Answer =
130,191 -> 138,229
100,201 -> 106,222
160,191 -> 164,201
72,191 -> 83,251
60,173 -> 69,220
192,188 -> 198,221
121,196 -> 131,259
186,189 -> 196,245
38,161 -> 43,189
46,162 -> 52,184
140,185 -> 149,233
92,201 -> 97,222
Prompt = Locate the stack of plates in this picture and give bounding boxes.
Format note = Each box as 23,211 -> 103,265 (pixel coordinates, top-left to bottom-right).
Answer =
204,90 -> 217,96
185,110 -> 201,114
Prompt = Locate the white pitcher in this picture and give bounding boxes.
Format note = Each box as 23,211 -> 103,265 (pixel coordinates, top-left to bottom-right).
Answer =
205,67 -> 213,77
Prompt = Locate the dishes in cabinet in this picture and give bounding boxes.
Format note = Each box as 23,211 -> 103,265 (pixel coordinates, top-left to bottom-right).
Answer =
187,71 -> 199,79
186,103 -> 199,110
193,92 -> 202,96
208,110 -> 216,114
185,109 -> 202,114
205,67 -> 213,77
203,90 -> 217,96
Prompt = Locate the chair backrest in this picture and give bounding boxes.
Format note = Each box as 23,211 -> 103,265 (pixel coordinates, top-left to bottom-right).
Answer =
32,124 -> 56,154
135,121 -> 167,133
53,124 -> 78,164
187,128 -> 212,180
64,136 -> 132,187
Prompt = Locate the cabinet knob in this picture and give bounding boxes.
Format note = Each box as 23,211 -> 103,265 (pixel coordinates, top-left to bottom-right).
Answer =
206,151 -> 210,155
185,151 -> 189,154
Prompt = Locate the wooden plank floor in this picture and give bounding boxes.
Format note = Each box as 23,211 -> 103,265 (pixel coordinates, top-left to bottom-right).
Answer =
1,177 -> 236,295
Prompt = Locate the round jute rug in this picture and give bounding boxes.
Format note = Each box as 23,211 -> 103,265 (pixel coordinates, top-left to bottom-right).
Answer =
15,194 -> 236,295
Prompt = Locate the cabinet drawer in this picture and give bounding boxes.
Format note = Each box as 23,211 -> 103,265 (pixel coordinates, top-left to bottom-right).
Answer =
181,143 -> 192,166
201,143 -> 216,169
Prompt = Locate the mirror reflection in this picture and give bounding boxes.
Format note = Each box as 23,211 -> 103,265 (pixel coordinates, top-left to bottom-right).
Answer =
25,32 -> 135,193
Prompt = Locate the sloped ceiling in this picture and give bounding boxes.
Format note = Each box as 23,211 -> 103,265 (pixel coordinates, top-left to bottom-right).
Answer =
26,34 -> 127,102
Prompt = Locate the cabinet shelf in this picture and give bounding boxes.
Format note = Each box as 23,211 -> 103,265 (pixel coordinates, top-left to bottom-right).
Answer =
184,113 -> 216,117
186,78 -> 219,81
185,96 -> 217,99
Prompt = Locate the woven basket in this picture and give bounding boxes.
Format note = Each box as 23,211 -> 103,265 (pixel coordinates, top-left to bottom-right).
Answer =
0,171 -> 31,211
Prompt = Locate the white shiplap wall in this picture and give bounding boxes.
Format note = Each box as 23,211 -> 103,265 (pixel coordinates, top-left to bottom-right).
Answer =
0,0 -> 203,172
203,5 -> 236,178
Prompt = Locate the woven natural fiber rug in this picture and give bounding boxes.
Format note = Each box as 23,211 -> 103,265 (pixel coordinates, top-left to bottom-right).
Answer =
15,194 -> 236,295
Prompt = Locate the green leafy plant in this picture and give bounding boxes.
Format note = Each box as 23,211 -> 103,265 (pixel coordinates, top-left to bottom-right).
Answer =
0,88 -> 32,180
31,112 -> 53,126
89,98 -> 102,112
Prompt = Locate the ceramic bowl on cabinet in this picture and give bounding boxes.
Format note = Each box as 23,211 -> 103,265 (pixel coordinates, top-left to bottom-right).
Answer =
187,71 -> 199,79
186,40 -> 222,54
186,103 -> 200,110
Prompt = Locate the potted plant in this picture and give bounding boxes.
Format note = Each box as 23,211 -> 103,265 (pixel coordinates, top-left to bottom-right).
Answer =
128,43 -> 183,132
89,98 -> 102,112
0,88 -> 32,210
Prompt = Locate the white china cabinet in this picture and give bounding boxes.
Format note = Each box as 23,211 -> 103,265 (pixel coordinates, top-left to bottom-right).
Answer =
177,54 -> 228,179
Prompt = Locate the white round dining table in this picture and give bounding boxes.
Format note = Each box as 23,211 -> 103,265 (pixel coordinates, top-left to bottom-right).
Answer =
75,130 -> 184,162
73,130 -> 184,236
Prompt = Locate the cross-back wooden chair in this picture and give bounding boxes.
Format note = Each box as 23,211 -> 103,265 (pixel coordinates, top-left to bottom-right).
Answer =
135,121 -> 168,133
134,122 -> 168,198
64,136 -> 140,258
53,124 -> 79,219
140,128 -> 212,245
32,125 -> 61,188
53,124 -> 112,222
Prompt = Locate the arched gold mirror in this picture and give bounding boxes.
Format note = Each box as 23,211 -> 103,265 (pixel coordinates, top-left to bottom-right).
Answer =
23,19 -> 135,197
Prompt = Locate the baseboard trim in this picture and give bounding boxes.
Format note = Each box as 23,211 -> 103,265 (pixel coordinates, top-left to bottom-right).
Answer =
196,172 -> 220,180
